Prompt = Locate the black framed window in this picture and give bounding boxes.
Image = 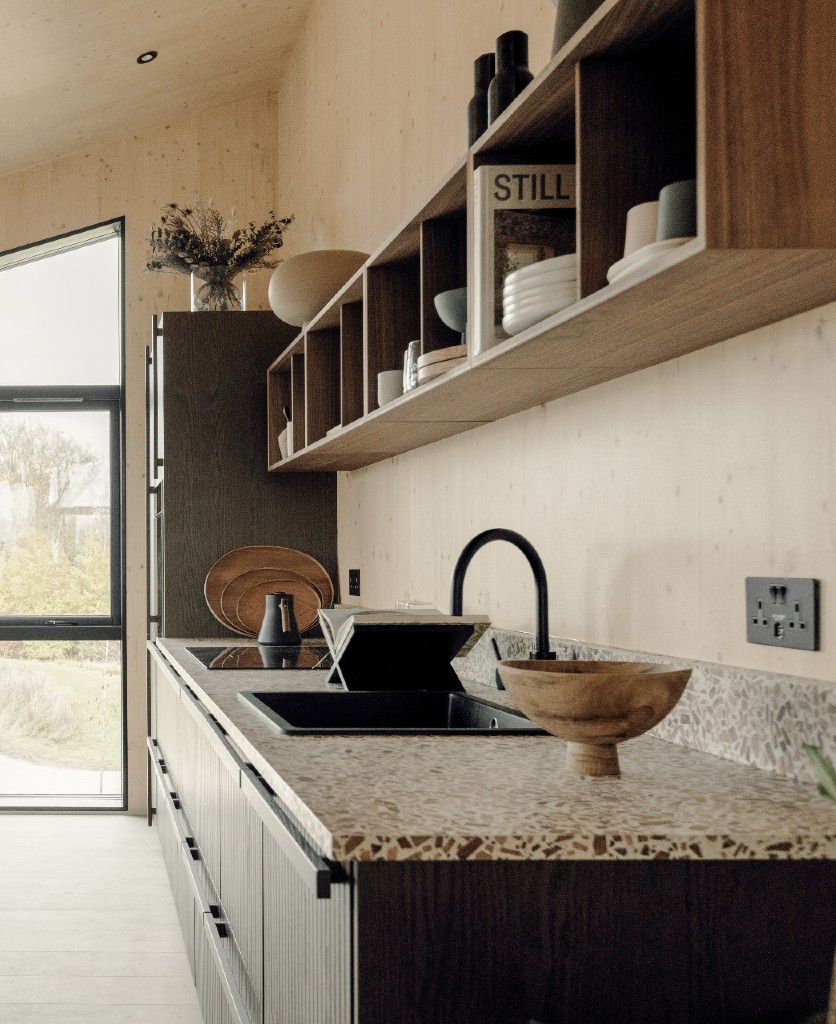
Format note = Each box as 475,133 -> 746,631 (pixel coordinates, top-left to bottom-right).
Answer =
0,218 -> 125,808
0,387 -> 122,640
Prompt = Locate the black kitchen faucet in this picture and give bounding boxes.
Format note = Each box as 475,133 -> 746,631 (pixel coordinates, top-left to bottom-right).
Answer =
449,528 -> 556,668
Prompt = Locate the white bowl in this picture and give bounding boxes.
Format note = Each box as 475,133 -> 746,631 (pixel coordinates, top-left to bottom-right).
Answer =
268,250 -> 369,327
502,294 -> 576,335
504,252 -> 578,287
503,281 -> 577,315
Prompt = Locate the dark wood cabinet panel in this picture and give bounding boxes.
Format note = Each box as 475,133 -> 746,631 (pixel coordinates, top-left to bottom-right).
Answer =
354,859 -> 836,1024
153,311 -> 337,638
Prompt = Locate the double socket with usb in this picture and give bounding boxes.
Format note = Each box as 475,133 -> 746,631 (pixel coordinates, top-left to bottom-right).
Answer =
745,577 -> 819,651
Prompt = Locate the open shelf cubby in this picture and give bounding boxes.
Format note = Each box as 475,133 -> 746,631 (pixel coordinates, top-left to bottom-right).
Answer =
267,0 -> 836,472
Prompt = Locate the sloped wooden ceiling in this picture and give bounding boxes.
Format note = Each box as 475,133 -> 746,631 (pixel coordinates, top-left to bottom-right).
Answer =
0,0 -> 310,176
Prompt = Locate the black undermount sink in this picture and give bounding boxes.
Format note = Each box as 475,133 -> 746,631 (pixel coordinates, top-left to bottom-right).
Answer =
239,690 -> 545,735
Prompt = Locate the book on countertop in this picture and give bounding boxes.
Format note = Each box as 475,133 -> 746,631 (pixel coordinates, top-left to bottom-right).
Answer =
318,607 -> 490,691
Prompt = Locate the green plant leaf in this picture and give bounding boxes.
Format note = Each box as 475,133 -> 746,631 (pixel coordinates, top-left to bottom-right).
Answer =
803,744 -> 836,803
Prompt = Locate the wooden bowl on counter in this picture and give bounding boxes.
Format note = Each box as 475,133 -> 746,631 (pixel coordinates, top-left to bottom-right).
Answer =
497,660 -> 691,777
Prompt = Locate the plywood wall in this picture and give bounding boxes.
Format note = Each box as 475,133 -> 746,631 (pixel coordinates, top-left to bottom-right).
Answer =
0,92 -> 282,811
276,0 -> 836,685
339,305 -> 836,681
274,0 -> 554,255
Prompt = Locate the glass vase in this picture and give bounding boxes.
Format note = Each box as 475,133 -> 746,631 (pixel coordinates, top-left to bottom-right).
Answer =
190,267 -> 248,312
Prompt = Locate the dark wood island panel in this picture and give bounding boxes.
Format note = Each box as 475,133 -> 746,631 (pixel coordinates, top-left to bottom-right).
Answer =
356,858 -> 836,1024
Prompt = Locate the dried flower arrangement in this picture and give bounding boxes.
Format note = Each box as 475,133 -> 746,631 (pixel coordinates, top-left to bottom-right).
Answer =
146,198 -> 293,310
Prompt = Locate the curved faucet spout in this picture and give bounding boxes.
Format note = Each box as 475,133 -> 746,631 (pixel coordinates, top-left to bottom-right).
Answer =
450,528 -> 555,661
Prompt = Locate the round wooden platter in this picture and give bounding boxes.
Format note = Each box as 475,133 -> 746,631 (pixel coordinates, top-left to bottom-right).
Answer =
205,545 -> 334,633
416,344 -> 467,370
219,567 -> 323,635
235,576 -> 322,636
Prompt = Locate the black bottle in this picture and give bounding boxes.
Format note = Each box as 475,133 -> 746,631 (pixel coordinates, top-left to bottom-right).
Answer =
487,31 -> 534,126
467,53 -> 496,146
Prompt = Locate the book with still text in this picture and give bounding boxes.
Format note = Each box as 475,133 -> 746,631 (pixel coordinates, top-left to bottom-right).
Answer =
472,163 -> 576,354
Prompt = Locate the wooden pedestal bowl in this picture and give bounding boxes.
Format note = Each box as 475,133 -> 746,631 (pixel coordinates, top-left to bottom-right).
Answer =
497,660 -> 692,777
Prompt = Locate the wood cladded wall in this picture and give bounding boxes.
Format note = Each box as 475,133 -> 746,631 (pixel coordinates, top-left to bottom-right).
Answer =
0,92 -> 282,812
276,0 -> 836,685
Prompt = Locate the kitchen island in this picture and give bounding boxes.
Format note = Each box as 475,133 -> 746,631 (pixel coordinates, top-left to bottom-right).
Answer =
148,638 -> 836,1024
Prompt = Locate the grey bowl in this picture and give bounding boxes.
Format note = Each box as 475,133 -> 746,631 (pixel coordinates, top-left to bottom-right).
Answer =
434,287 -> 468,333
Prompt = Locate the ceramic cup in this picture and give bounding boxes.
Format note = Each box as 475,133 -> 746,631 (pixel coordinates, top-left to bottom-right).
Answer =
377,369 -> 404,407
656,178 -> 697,241
623,200 -> 659,258
551,0 -> 605,55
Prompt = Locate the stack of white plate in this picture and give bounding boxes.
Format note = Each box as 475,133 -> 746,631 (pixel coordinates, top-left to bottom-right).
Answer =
502,253 -> 578,336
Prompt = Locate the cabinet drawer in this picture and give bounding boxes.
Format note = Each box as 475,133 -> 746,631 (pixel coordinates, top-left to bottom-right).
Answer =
152,762 -> 196,977
195,913 -> 235,1024
150,644 -> 237,893
262,811 -> 352,1024
150,644 -> 182,781
178,680 -> 242,891
220,771 -> 263,1024
152,739 -> 255,1024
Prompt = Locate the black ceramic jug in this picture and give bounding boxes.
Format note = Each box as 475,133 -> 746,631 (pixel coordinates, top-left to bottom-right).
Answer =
257,592 -> 301,646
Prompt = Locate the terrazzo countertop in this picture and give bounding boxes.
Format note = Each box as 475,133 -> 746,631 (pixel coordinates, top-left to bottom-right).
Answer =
154,638 -> 836,863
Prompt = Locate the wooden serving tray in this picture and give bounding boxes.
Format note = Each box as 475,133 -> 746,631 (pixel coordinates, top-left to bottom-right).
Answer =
416,344 -> 467,369
220,567 -> 323,635
417,356 -> 467,384
205,545 -> 334,634
236,577 -> 321,636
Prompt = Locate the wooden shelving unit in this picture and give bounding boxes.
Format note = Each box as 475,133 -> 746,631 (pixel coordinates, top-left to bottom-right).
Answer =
267,0 -> 836,473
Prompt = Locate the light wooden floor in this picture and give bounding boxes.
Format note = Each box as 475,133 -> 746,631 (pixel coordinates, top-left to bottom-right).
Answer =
0,814 -> 204,1023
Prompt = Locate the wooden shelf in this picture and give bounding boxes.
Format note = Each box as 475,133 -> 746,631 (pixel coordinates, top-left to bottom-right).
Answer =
270,242 -> 836,471
267,0 -> 836,473
472,0 -> 693,157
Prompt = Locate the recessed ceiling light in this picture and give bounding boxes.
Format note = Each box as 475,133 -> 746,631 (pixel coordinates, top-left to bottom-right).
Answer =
137,51 -> 158,64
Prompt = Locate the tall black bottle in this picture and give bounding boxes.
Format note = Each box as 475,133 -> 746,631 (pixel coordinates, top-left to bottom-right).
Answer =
467,53 -> 496,146
487,31 -> 534,125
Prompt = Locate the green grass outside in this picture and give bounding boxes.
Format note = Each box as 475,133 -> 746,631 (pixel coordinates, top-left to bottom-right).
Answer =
0,657 -> 121,771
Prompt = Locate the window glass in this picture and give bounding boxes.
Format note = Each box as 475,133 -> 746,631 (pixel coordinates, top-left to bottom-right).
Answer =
0,410 -> 111,616
0,640 -> 122,804
0,236 -> 119,385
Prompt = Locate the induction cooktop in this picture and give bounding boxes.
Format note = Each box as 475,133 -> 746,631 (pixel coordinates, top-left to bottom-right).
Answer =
186,643 -> 332,671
